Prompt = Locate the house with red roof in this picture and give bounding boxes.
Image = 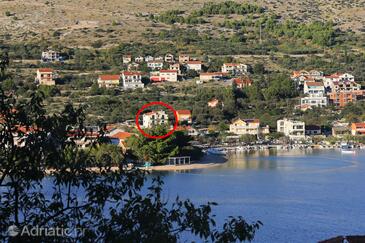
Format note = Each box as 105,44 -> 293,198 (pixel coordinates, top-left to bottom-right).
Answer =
233,77 -> 252,88
186,60 -> 202,72
177,110 -> 192,124
351,123 -> 365,136
36,68 -> 55,86
97,74 -> 121,88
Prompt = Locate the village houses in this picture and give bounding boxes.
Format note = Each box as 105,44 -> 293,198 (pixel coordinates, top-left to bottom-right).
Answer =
36,68 -> 55,86
143,110 -> 168,128
134,56 -> 144,63
233,77 -> 253,89
147,60 -> 164,70
200,72 -> 227,82
208,98 -> 219,108
164,54 -> 174,63
169,63 -> 181,74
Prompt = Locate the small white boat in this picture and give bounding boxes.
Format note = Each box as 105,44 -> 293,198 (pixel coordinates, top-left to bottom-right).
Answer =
206,148 -> 227,155
341,143 -> 356,154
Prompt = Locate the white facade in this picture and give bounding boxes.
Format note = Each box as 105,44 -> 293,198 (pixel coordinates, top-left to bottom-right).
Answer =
143,110 -> 168,128
147,61 -> 163,70
123,55 -> 132,64
36,68 -> 55,86
186,61 -> 202,72
144,56 -> 154,62
221,63 -> 248,74
97,75 -> 121,88
300,94 -> 328,108
41,50 -> 61,62
229,119 -> 260,135
121,72 -> 144,89
277,119 -> 305,140
303,82 -> 325,95
134,56 -> 144,63
159,70 -> 178,82
164,54 -> 174,62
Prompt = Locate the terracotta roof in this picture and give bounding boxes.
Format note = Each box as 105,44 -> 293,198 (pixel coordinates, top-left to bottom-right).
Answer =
233,77 -> 252,85
159,70 -> 177,73
177,110 -> 191,115
353,123 -> 365,129
305,81 -> 323,87
110,132 -> 132,140
99,75 -> 120,81
38,68 -> 53,72
122,71 -> 142,76
187,60 -> 202,64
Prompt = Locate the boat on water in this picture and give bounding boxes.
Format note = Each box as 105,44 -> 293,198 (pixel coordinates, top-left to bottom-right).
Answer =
206,147 -> 227,155
340,143 -> 356,154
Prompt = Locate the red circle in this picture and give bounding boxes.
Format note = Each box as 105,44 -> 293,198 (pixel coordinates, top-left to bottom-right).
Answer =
135,101 -> 179,139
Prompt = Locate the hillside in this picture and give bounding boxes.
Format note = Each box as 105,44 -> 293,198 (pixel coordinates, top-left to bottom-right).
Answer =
0,0 -> 364,47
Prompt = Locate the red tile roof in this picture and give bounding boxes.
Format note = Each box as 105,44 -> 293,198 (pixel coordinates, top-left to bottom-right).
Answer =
38,68 -> 53,72
177,110 -> 191,115
110,132 -> 132,140
99,75 -> 120,81
122,71 -> 142,76
233,77 -> 252,85
187,60 -> 202,64
160,70 -> 177,73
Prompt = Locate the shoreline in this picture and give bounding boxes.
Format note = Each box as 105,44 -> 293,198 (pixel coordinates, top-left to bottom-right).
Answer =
140,154 -> 227,171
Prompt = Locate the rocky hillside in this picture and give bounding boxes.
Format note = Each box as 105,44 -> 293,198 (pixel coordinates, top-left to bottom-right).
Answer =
0,0 -> 364,47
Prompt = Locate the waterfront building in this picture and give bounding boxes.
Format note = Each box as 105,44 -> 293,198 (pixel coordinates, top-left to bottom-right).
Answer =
35,68 -> 55,86
277,118 -> 305,140
351,123 -> 365,136
229,118 -> 269,136
305,125 -> 322,136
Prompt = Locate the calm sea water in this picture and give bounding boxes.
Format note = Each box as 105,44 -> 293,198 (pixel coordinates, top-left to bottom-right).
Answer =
158,149 -> 365,243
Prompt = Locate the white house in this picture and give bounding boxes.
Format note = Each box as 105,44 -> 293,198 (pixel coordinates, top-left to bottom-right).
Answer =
122,55 -> 132,64
186,61 -> 202,72
164,54 -> 174,63
300,93 -> 328,109
155,56 -> 164,61
121,71 -> 144,89
97,74 -> 121,88
134,56 -> 144,63
143,110 -> 168,128
36,68 -> 55,86
147,60 -> 164,70
41,50 -> 61,62
229,118 -> 269,136
144,55 -> 154,62
169,63 -> 181,74
303,81 -> 325,95
159,70 -> 178,82
277,118 -> 305,140
221,63 -> 248,74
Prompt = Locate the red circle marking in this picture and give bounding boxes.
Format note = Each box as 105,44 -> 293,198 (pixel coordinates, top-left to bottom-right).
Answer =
135,101 -> 179,139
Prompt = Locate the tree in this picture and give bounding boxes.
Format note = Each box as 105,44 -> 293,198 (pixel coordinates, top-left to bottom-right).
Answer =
0,51 -> 9,79
0,89 -> 262,241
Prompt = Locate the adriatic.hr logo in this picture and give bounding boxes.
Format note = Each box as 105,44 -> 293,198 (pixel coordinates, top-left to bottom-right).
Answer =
7,225 -> 20,237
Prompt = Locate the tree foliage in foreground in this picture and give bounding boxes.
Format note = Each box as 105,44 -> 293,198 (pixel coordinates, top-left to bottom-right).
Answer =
0,90 -> 261,242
